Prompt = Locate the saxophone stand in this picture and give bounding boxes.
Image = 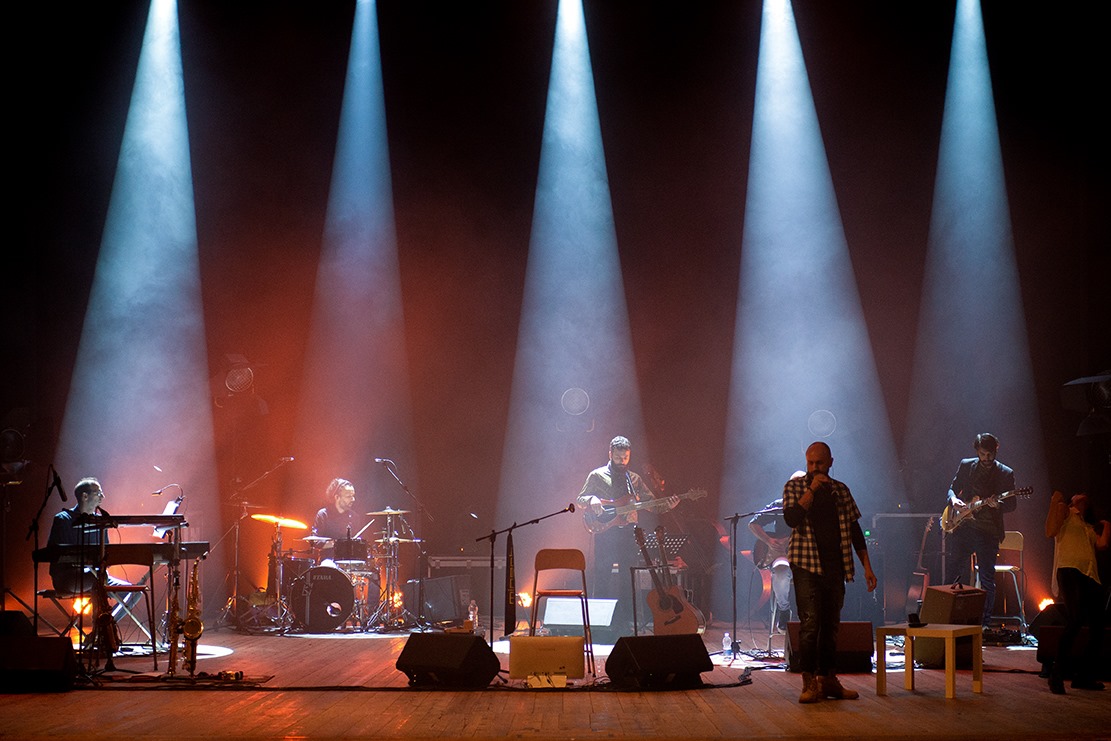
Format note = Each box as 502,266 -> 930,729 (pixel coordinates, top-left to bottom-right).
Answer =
475,503 -> 577,645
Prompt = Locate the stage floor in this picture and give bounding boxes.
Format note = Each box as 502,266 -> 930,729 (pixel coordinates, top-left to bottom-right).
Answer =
2,619 -> 1108,741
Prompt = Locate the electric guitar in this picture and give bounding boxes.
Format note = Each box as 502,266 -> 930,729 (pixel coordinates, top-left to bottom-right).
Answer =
633,525 -> 705,635
583,488 -> 707,534
940,487 -> 1032,533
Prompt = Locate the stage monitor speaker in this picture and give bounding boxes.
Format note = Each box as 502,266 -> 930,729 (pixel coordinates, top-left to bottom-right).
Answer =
916,584 -> 986,668
403,575 -> 469,624
0,610 -> 35,636
605,634 -> 713,688
785,621 -> 874,674
395,633 -> 500,688
0,635 -> 76,692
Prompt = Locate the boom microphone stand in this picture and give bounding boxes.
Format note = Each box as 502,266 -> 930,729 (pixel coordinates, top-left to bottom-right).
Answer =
475,503 -> 576,645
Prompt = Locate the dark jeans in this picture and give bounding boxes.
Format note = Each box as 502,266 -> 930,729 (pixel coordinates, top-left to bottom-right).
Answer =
1053,567 -> 1107,682
950,526 -> 998,624
791,565 -> 845,676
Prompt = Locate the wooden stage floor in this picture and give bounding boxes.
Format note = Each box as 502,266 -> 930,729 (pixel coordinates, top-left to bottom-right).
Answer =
3,619 -> 1108,741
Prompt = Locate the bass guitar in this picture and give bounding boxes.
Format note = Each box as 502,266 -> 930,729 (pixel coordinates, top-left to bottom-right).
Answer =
584,488 -> 707,534
940,487 -> 1032,533
634,525 -> 705,635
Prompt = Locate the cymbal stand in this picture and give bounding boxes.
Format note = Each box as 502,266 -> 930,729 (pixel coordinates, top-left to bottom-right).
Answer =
215,500 -> 254,629
268,522 -> 294,633
365,512 -> 404,632
374,459 -> 433,631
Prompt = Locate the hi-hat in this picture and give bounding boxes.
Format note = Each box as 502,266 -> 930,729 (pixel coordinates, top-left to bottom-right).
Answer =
251,513 -> 309,530
302,535 -> 334,544
366,507 -> 410,516
375,536 -> 421,544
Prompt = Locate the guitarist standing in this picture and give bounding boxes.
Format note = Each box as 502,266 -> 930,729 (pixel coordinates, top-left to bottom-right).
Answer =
577,436 -> 678,631
945,432 -> 1017,626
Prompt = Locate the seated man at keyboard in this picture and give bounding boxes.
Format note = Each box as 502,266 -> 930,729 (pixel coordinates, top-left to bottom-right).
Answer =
47,476 -> 139,622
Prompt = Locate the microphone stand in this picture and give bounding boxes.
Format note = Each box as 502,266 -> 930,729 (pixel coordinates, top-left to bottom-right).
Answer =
20,467 -> 66,633
376,459 -> 433,630
475,503 -> 576,645
724,506 -> 782,656
217,457 -> 291,630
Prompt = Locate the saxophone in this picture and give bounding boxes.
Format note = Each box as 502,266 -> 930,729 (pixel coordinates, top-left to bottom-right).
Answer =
182,555 -> 205,676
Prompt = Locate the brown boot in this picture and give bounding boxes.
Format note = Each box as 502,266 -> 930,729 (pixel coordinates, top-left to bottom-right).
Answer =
819,674 -> 859,700
799,672 -> 822,703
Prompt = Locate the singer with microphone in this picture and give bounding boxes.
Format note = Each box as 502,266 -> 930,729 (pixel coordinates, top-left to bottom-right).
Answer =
782,442 -> 876,704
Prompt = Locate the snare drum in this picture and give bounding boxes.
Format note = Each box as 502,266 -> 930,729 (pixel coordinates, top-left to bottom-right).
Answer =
333,537 -> 368,570
289,566 -> 355,633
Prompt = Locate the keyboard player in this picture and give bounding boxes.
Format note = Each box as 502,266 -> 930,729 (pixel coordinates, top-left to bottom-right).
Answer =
47,477 -> 139,615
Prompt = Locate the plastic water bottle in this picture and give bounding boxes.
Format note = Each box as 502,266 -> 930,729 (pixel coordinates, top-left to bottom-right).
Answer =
468,599 -> 480,635
722,632 -> 733,661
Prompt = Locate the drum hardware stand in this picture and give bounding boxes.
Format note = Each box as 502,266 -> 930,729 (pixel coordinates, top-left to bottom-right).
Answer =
373,458 -> 434,632
265,523 -> 295,634
476,503 -> 577,645
215,458 -> 292,630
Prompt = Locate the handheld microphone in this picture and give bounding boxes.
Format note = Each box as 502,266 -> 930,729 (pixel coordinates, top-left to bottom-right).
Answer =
50,465 -> 67,502
567,502 -> 576,513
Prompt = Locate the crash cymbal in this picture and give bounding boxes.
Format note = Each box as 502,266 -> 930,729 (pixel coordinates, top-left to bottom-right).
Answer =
375,536 -> 422,544
302,535 -> 334,544
365,507 -> 411,516
225,501 -> 266,509
250,513 -> 309,530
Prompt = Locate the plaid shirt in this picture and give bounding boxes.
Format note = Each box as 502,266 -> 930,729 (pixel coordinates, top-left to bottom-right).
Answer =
782,475 -> 862,581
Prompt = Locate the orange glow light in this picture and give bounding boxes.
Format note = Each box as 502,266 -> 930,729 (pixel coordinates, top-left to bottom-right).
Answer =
72,597 -> 93,615
517,592 -> 533,608
1038,597 -> 1055,612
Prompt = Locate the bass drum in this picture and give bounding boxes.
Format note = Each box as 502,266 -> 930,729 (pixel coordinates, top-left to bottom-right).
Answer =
289,566 -> 354,633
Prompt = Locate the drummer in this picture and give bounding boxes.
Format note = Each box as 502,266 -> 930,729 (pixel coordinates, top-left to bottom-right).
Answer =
312,478 -> 363,563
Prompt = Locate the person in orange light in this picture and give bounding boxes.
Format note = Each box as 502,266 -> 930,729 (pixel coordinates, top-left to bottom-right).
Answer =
1044,490 -> 1110,694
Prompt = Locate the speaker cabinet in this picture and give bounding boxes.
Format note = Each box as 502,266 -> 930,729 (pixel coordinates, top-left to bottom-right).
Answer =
395,633 -> 500,688
916,584 -> 986,668
785,621 -> 874,674
0,636 -> 77,692
605,634 -> 713,688
403,575 -> 470,624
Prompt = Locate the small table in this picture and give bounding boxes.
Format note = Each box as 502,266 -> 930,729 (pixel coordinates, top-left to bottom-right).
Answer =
875,623 -> 983,699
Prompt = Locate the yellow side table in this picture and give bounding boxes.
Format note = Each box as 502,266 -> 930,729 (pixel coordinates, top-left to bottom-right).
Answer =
875,623 -> 983,699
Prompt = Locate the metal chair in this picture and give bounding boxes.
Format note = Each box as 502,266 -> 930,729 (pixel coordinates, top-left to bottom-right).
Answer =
975,530 -> 1026,633
528,548 -> 595,676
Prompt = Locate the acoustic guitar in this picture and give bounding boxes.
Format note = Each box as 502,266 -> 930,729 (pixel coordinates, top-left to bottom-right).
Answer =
634,526 -> 705,635
583,488 -> 706,534
905,517 -> 934,609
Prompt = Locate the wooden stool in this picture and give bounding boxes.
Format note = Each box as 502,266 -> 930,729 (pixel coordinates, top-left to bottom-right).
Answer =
876,623 -> 983,699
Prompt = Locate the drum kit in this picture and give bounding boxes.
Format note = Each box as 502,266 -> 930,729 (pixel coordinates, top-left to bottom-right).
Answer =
251,508 -> 421,633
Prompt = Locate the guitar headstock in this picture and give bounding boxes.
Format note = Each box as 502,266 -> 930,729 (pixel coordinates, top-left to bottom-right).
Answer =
1015,487 -> 1033,499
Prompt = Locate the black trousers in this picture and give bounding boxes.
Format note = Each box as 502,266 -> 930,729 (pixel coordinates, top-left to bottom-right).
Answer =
791,565 -> 845,676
